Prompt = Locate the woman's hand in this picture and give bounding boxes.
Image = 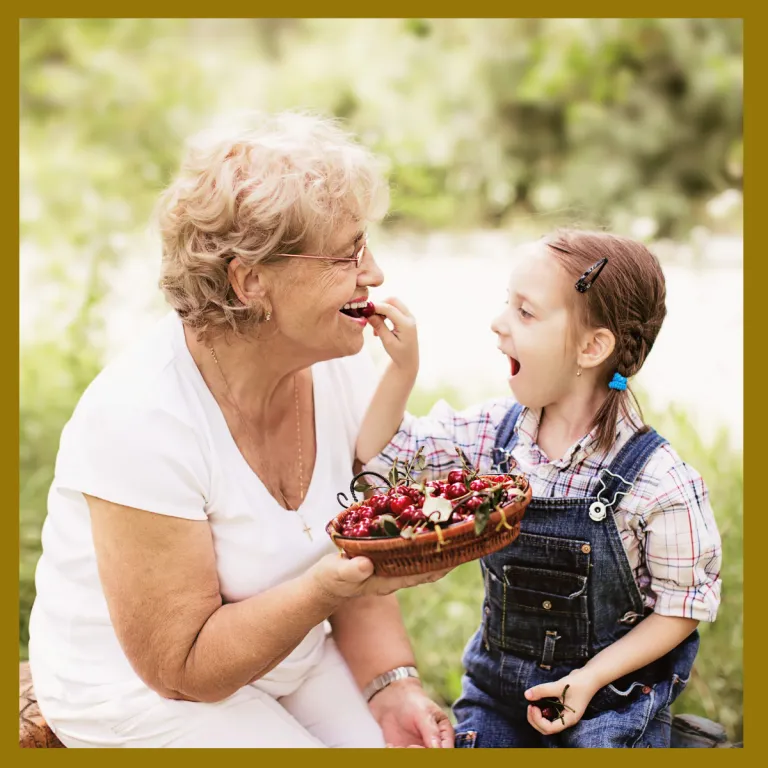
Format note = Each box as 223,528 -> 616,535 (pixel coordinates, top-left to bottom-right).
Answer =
308,553 -> 453,600
524,668 -> 600,735
367,297 -> 418,377
370,678 -> 455,748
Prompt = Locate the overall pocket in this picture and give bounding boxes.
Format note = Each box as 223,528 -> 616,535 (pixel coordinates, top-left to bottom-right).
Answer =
482,533 -> 592,662
587,677 -> 655,716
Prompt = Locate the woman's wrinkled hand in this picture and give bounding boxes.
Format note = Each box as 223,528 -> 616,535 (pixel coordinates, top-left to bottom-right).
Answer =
370,678 -> 455,748
308,553 -> 453,601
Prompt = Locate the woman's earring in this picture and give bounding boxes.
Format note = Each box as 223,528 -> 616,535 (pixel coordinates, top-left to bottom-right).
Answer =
576,365 -> 582,377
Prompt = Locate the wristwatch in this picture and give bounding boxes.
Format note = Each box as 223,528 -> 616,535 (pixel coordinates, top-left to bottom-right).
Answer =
363,665 -> 420,702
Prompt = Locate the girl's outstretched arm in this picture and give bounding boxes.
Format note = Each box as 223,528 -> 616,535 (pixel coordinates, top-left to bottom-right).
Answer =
524,614 -> 699,735
357,298 -> 419,464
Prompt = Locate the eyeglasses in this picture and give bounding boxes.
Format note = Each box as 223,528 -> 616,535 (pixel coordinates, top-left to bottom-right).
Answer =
275,233 -> 369,268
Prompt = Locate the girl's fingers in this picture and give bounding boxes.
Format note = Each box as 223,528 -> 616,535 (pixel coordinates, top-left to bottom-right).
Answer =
372,301 -> 416,331
369,315 -> 398,346
524,682 -> 560,701
381,296 -> 415,319
527,705 -> 564,735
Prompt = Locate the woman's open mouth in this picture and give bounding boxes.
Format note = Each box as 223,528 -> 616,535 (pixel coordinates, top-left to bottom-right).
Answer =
339,300 -> 375,321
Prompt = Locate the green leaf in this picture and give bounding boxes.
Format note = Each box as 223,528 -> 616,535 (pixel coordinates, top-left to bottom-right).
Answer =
388,458 -> 400,487
379,514 -> 401,537
455,445 -> 479,480
354,479 -> 373,493
474,500 -> 492,535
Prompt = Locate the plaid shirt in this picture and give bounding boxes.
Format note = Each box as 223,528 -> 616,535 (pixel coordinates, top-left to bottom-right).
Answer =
366,397 -> 722,623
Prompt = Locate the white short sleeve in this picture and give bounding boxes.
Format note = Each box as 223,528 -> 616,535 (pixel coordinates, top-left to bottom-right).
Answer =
54,400 -> 209,521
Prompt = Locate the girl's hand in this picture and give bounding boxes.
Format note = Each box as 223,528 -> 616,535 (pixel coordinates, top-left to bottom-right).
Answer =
367,298 -> 418,376
524,669 -> 600,735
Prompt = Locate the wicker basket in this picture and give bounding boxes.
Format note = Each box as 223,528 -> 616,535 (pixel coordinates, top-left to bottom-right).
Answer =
325,474 -> 532,577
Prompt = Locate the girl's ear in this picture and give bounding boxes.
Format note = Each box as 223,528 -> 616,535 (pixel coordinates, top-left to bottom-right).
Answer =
578,327 -> 615,371
228,257 -> 269,307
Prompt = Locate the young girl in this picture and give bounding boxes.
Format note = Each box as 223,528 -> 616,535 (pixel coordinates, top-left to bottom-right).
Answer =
357,229 -> 722,748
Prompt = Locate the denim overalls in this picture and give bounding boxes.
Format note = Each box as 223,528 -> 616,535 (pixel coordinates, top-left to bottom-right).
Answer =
453,403 -> 699,748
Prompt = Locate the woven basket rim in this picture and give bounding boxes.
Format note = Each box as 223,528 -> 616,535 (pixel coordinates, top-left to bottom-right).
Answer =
326,474 -> 531,551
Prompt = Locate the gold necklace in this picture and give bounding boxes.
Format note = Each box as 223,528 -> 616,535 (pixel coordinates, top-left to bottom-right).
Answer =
208,346 -> 311,540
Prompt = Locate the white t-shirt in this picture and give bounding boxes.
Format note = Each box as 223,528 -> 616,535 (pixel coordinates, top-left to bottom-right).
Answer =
28,311 -> 377,721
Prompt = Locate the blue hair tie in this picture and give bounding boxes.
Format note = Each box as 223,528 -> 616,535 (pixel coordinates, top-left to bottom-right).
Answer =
608,372 -> 628,391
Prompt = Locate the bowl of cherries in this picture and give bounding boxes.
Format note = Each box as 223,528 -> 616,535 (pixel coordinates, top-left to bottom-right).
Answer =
326,447 -> 531,576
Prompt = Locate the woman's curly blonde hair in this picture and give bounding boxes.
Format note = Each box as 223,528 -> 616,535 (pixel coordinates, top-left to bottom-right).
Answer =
155,111 -> 390,337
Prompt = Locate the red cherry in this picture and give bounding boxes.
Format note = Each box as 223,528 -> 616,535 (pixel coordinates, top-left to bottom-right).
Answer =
389,495 -> 412,515
360,301 -> 376,318
368,495 -> 390,512
465,496 -> 483,512
447,470 -> 466,484
357,505 -> 374,518
398,505 -> 417,524
444,482 -> 468,500
414,492 -> 425,507
356,521 -> 372,537
425,481 -> 441,497
469,479 -> 490,492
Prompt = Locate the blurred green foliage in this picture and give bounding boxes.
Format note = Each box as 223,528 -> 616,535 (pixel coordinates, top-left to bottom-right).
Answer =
398,386 -> 742,742
22,18 -> 742,251
19,17 -> 741,744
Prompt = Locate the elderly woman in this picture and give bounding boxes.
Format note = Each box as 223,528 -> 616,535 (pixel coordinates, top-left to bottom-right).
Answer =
28,112 -> 454,748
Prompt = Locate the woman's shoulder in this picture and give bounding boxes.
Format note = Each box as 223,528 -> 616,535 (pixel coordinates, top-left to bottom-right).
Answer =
74,312 -> 196,418
64,312 -> 206,454
53,313 -> 212,514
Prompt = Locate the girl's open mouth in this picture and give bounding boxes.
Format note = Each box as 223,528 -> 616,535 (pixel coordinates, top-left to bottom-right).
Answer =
509,357 -> 521,376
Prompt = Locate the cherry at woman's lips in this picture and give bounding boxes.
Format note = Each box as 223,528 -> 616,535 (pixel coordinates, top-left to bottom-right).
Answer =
339,297 -> 375,319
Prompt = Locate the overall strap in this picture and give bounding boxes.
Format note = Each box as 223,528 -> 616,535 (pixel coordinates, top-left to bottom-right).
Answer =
597,428 -> 668,503
491,403 -> 524,472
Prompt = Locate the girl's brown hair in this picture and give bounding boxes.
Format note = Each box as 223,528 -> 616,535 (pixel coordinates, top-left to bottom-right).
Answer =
544,229 -> 667,454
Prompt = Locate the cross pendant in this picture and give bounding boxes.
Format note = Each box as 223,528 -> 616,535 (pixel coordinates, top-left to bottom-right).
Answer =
302,523 -> 313,542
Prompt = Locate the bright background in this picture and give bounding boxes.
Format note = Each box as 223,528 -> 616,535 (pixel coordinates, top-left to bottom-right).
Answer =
20,19 -> 743,741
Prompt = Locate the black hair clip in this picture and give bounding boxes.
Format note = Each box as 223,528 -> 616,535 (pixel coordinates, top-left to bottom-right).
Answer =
575,257 -> 608,293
